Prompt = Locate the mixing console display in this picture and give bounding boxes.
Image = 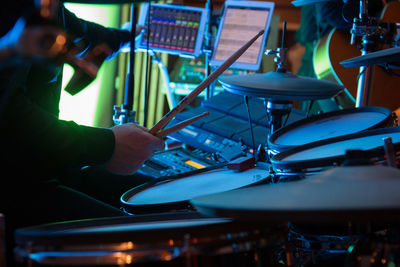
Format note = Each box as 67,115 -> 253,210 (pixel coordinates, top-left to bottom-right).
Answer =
138,3 -> 208,57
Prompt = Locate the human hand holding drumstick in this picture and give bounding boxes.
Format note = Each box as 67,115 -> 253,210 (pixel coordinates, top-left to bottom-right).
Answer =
151,30 -> 265,138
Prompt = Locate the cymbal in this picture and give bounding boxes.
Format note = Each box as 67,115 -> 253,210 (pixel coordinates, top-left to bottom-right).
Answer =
218,71 -> 344,101
340,46 -> 400,68
291,0 -> 334,7
191,165 -> 400,223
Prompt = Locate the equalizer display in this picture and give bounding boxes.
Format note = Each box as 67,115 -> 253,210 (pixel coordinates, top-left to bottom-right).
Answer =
138,3 -> 208,57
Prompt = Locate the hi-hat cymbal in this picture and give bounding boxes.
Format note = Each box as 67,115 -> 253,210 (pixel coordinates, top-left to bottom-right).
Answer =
191,165 -> 400,223
219,71 -> 344,101
340,46 -> 400,68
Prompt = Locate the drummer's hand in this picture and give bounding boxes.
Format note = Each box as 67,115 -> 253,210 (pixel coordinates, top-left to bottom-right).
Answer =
106,123 -> 165,175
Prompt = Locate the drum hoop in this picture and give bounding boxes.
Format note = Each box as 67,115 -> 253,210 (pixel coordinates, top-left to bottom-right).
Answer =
270,127 -> 400,172
120,166 -> 269,215
120,182 -> 195,214
120,167 -> 224,214
268,106 -> 393,153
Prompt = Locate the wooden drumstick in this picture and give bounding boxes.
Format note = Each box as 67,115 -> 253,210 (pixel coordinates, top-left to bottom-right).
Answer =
149,30 -> 265,135
155,111 -> 209,138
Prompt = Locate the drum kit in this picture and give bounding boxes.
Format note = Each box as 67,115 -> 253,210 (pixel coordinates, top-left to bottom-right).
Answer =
12,0 -> 400,266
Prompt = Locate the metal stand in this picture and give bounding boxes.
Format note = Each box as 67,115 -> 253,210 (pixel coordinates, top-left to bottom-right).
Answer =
350,0 -> 380,107
265,100 -> 292,136
264,21 -> 292,136
113,4 -> 137,125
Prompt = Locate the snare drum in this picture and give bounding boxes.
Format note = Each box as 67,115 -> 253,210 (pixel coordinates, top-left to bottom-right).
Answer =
121,167 -> 269,215
269,107 -> 395,155
14,212 -> 277,266
271,127 -> 400,176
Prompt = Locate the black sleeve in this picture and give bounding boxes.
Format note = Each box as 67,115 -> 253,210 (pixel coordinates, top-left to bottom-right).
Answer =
0,70 -> 115,176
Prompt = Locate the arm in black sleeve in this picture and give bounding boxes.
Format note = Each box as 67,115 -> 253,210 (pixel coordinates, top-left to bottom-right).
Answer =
1,78 -> 115,176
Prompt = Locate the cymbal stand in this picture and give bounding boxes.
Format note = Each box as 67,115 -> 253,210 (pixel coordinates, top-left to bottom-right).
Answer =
113,4 -> 137,125
350,0 -> 382,107
264,21 -> 293,137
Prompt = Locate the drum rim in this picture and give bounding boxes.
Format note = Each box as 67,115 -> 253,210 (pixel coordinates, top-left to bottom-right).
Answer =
268,106 -> 393,152
120,180 -> 195,214
120,167 -> 269,215
270,126 -> 400,172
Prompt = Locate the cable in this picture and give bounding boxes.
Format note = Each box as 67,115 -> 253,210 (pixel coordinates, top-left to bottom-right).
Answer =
244,95 -> 257,161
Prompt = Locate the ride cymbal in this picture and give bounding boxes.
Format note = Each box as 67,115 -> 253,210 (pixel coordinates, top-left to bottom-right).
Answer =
219,71 -> 344,100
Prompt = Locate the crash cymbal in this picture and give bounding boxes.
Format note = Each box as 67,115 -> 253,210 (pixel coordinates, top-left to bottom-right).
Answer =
219,71 -> 344,100
291,0 -> 334,7
340,46 -> 400,68
191,165 -> 400,223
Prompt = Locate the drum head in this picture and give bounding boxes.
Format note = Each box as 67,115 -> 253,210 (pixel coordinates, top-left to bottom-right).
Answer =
271,127 -> 400,174
269,106 -> 393,154
121,167 -> 269,214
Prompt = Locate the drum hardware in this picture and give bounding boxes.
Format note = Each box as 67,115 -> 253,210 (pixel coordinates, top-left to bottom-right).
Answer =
344,0 -> 400,107
287,226 -> 356,266
383,136 -> 397,167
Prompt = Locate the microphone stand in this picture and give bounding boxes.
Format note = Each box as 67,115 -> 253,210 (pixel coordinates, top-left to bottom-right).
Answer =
113,4 -> 137,125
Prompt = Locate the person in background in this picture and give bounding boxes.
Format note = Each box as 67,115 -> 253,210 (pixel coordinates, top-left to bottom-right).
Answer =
295,0 -> 384,113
